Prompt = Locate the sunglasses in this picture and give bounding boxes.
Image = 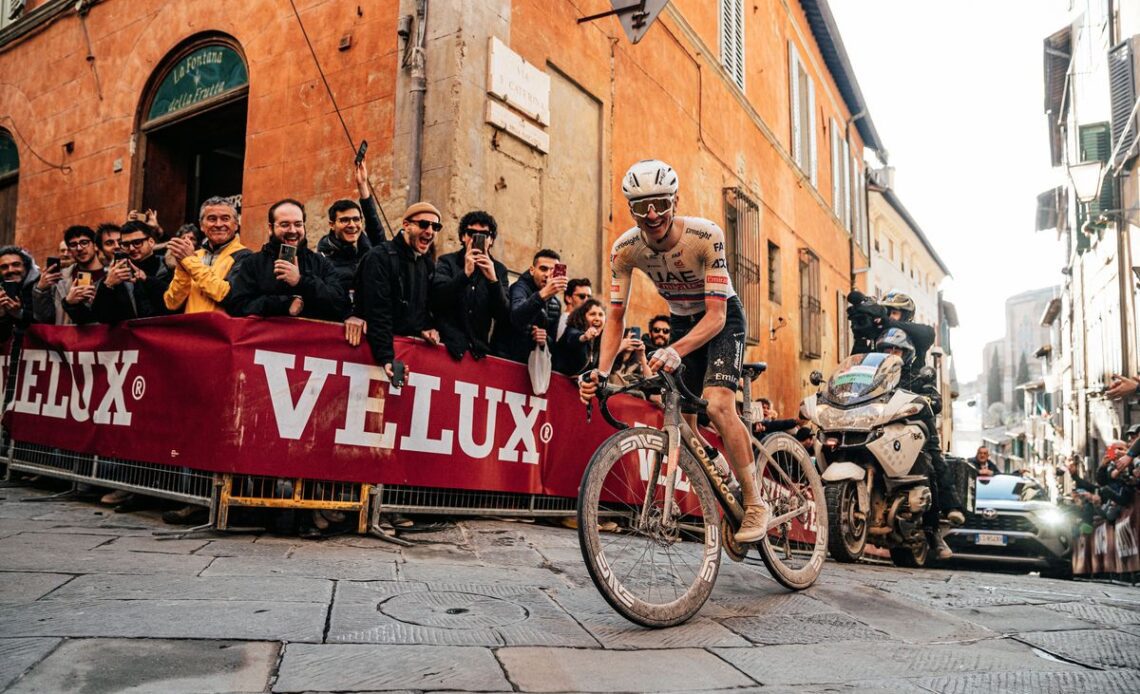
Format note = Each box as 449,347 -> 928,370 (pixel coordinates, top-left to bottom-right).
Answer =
629,196 -> 674,218
650,327 -> 671,335
407,219 -> 443,232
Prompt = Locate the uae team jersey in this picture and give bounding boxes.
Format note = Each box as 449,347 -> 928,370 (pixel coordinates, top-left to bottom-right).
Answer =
609,216 -> 737,317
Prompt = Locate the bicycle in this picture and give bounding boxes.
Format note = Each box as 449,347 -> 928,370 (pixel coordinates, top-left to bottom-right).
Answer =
577,362 -> 827,627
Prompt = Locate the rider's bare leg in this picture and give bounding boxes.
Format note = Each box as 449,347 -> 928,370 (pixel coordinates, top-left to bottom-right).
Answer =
702,387 -> 761,505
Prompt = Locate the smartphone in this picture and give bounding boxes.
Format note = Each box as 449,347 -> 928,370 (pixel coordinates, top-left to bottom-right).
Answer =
355,140 -> 369,166
2,281 -> 20,299
471,233 -> 487,253
278,245 -> 298,263
552,262 -> 567,278
626,326 -> 642,341
113,251 -> 129,263
391,359 -> 406,388
75,271 -> 92,287
45,256 -> 60,271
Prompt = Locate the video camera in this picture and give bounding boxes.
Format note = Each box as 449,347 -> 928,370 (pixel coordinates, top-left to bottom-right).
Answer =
845,289 -> 887,349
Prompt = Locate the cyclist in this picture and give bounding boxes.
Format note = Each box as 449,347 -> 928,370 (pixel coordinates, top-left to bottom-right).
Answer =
578,159 -> 770,544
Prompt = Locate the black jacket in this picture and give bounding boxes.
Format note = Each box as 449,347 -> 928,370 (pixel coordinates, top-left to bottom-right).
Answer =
554,326 -> 598,375
92,254 -> 173,322
224,240 -> 349,322
0,248 -> 40,341
316,231 -> 372,295
430,248 -> 510,361
353,232 -> 435,366
498,271 -> 561,362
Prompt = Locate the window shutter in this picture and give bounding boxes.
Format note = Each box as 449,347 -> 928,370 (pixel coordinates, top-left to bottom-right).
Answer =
842,139 -> 851,230
831,118 -> 841,214
808,78 -> 817,186
720,0 -> 745,89
1078,122 -> 1118,218
1109,39 -> 1136,169
789,43 -> 801,165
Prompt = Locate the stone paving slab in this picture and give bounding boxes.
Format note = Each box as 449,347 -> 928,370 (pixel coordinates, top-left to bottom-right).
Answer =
0,599 -> 327,641
96,534 -> 211,555
45,573 -> 334,603
706,590 -> 834,618
0,572 -> 73,603
711,638 -> 1083,685
0,543 -> 215,575
327,581 -> 595,647
0,530 -> 115,553
194,537 -> 297,558
1016,628 -> 1140,669
6,638 -> 278,694
202,553 -> 399,581
721,611 -> 889,645
497,646 -> 755,692
917,668 -> 1140,693
274,644 -> 510,692
0,638 -> 60,690
808,583 -> 993,644
398,562 -> 571,588
546,589 -> 749,649
1044,600 -> 1140,626
949,603 -> 1098,633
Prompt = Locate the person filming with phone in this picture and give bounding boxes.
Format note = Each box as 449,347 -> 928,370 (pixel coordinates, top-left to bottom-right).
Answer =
94,220 -> 172,322
0,246 -> 40,339
430,210 -> 510,362
33,225 -> 105,326
500,250 -> 566,363
224,198 -> 348,321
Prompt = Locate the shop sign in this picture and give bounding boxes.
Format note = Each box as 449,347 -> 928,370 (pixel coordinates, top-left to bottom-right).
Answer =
147,45 -> 248,122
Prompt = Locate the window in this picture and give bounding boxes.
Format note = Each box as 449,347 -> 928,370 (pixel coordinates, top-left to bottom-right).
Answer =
788,43 -> 817,185
836,290 -> 850,358
768,241 -> 781,304
830,118 -> 845,218
720,0 -> 745,89
723,187 -> 761,344
0,0 -> 25,30
799,249 -> 822,358
842,138 -> 851,229
888,238 -> 894,260
0,128 -> 16,246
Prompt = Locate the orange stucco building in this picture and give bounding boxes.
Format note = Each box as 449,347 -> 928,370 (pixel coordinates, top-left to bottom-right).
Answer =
0,0 -> 880,413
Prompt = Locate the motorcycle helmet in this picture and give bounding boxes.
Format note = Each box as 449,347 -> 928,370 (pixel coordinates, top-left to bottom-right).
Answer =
880,290 -> 916,321
621,160 -> 679,200
875,328 -> 915,366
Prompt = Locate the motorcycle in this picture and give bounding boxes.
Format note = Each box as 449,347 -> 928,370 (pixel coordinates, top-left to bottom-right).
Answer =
800,352 -> 938,568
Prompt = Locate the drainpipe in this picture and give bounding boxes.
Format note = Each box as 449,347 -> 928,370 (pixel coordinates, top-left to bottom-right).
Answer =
406,0 -> 428,205
844,111 -> 866,291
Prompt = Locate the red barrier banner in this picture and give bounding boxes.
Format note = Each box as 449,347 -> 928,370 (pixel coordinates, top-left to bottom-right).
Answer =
2,314 -> 676,500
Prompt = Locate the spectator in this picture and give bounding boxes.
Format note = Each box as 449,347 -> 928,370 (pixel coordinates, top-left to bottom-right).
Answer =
609,327 -> 652,386
0,246 -> 40,339
225,198 -> 349,321
555,298 -> 605,375
430,210 -> 509,361
353,156 -> 387,245
350,201 -> 441,379
164,223 -> 202,271
318,199 -> 372,293
645,313 -> 671,350
96,223 -> 121,264
1106,374 -> 1139,401
499,249 -> 566,362
94,221 -> 172,322
32,225 -> 104,325
970,446 -> 999,477
164,198 -> 251,314
56,240 -> 74,270
556,278 -> 592,340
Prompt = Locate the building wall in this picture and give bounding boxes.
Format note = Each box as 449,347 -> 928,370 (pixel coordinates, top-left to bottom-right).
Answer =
0,0 -> 875,416
866,190 -> 946,326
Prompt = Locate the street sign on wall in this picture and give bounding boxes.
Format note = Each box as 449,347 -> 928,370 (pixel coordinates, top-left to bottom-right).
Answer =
615,0 -> 670,44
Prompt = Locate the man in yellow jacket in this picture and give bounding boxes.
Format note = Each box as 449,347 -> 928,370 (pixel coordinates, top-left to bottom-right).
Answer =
164,196 -> 251,313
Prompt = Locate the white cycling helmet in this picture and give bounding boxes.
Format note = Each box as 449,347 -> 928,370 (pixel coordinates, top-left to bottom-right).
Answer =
621,160 -> 679,200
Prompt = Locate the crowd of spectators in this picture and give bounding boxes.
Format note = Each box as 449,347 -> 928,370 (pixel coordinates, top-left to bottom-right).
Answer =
3,158 -> 696,536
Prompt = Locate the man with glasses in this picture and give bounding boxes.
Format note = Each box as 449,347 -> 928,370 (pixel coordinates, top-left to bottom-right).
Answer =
33,225 -> 105,325
318,199 -> 372,294
165,197 -> 251,314
350,201 -> 441,380
94,221 -> 172,321
556,278 -> 592,341
431,210 -> 509,361
579,159 -> 771,545
225,198 -> 348,321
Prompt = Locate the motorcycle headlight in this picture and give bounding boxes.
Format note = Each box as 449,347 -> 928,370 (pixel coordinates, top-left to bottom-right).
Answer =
818,402 -> 886,430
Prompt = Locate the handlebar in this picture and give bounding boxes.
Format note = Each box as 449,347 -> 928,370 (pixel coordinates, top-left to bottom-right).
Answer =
592,366 -> 709,431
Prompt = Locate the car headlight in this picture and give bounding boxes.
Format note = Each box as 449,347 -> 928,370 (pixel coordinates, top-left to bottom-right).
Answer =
1036,508 -> 1067,528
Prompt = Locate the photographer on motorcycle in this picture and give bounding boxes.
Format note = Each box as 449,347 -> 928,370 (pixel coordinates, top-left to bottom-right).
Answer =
849,290 -> 965,560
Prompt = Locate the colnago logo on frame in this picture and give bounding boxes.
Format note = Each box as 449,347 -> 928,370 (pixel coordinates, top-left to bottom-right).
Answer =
253,350 -> 550,463
4,350 -> 140,425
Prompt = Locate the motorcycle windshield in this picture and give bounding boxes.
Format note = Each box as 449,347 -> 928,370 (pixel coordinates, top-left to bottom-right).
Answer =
826,353 -> 903,406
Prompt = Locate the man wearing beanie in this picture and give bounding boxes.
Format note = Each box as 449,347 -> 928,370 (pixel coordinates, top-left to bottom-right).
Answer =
348,201 -> 441,379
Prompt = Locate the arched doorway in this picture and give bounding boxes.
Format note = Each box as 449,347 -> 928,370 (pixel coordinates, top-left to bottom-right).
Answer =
135,35 -> 248,231
0,128 -> 17,246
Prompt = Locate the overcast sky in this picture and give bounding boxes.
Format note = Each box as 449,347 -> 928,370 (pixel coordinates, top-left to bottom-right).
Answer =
829,1 -> 1070,382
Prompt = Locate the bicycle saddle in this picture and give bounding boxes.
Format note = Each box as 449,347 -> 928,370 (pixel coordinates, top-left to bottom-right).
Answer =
742,361 -> 767,375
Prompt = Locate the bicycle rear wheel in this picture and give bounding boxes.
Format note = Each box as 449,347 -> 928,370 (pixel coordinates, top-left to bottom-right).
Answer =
754,432 -> 828,590
577,427 -> 721,628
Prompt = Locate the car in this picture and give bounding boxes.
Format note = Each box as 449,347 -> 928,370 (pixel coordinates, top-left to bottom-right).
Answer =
944,473 -> 1072,577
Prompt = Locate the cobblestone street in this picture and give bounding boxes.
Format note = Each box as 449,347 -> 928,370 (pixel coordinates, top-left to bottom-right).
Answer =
1,485 -> 1138,693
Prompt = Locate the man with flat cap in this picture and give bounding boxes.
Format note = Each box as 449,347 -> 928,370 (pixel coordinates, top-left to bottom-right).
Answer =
349,201 -> 442,379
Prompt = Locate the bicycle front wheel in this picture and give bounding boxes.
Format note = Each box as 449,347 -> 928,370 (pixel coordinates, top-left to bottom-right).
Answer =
754,432 -> 828,590
577,427 -> 721,628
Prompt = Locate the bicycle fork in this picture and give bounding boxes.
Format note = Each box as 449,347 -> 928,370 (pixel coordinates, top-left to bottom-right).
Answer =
639,390 -> 684,531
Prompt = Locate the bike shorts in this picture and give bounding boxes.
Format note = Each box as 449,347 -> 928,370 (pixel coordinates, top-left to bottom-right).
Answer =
668,296 -> 747,402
